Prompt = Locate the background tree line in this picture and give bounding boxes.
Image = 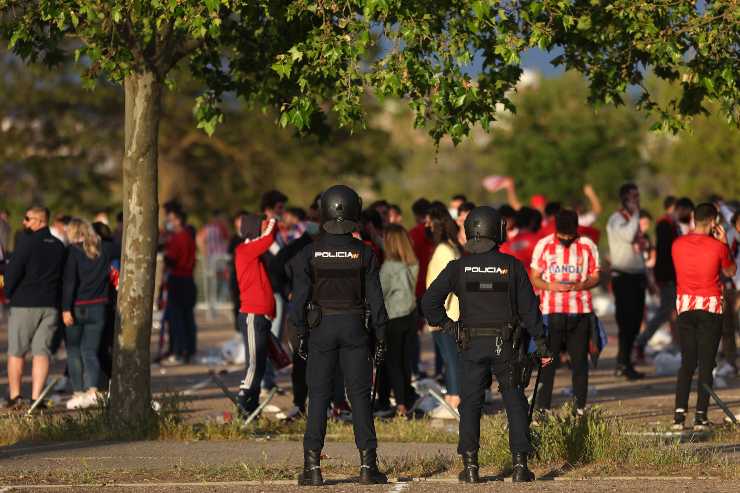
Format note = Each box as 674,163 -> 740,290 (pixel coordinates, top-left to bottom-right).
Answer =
2,55 -> 738,231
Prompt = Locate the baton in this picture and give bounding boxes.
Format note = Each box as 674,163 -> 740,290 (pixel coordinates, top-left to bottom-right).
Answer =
527,360 -> 543,425
371,359 -> 381,411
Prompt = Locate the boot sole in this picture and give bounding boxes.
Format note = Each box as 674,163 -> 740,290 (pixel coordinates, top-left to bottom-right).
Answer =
297,474 -> 323,486
297,479 -> 323,487
359,475 -> 388,484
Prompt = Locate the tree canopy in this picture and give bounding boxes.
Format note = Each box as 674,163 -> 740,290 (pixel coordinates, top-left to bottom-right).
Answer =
3,1 -> 737,141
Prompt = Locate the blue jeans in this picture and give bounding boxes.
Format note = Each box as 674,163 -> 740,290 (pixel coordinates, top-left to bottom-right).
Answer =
636,281 -> 676,349
66,304 -> 106,392
433,330 -> 461,395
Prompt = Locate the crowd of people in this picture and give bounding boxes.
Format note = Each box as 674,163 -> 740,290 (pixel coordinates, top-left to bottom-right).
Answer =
0,180 -> 739,434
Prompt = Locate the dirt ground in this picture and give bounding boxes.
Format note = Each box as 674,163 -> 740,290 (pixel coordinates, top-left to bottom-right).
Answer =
1,307 -> 740,491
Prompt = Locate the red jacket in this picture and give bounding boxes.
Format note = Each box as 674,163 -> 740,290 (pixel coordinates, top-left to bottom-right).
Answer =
235,219 -> 277,317
409,223 -> 433,299
165,229 -> 196,277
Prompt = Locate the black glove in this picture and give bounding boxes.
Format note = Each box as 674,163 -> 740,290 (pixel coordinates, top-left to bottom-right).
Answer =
297,335 -> 309,361
374,339 -> 386,365
534,337 -> 552,360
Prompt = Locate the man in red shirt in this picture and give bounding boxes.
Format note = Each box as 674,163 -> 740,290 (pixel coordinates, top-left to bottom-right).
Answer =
530,210 -> 600,415
234,215 -> 278,416
164,208 -> 197,363
671,203 -> 736,431
501,207 -> 542,275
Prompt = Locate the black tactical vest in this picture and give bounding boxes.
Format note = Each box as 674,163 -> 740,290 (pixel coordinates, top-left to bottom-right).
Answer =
455,254 -> 515,328
310,238 -> 365,313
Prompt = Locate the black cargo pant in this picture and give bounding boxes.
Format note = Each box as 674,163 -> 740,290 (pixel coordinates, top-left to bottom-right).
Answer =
458,336 -> 532,455
537,313 -> 590,410
612,271 -> 646,368
304,313 -> 377,452
675,310 -> 723,414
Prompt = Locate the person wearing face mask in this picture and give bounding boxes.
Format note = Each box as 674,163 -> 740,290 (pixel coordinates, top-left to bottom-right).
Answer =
634,197 -> 692,359
530,210 -> 601,415
671,203 -> 736,431
163,208 -> 197,364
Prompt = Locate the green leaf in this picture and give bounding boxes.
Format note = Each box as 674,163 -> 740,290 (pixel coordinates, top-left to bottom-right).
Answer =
205,0 -> 220,13
577,15 -> 591,30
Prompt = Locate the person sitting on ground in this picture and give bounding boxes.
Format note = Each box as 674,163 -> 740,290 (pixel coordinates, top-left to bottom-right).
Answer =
671,203 -> 736,431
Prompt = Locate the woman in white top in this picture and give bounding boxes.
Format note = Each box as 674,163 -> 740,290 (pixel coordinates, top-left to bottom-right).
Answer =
425,202 -> 462,416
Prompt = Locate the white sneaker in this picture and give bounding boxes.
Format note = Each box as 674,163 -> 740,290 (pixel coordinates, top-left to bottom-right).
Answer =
263,404 -> 281,413
428,404 -> 458,420
276,406 -> 304,421
66,392 -> 86,410
77,389 -> 101,409
716,361 -> 736,378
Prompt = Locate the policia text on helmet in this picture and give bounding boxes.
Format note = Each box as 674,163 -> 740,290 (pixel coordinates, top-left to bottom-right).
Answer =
289,184 -> 389,486
422,206 -> 553,483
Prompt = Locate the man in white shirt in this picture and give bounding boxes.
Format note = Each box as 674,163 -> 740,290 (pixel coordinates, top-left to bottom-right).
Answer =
606,183 -> 646,380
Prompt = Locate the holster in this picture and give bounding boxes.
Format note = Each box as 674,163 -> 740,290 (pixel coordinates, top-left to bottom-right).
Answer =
456,323 -> 471,352
306,302 -> 322,330
509,322 -> 535,389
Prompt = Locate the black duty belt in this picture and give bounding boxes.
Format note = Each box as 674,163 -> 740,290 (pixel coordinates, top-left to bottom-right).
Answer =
467,327 -> 505,338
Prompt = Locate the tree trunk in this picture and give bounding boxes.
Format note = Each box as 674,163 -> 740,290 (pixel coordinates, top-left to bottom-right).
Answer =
110,71 -> 162,427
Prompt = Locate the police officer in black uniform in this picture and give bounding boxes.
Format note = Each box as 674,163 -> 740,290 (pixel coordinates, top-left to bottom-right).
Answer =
422,206 -> 552,483
290,185 -> 388,486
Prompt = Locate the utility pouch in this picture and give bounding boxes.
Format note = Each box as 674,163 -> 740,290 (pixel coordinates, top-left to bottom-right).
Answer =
456,324 -> 471,352
306,302 -> 322,330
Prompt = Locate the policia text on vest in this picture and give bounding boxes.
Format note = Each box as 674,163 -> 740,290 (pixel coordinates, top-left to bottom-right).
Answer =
288,185 -> 389,486
422,206 -> 552,483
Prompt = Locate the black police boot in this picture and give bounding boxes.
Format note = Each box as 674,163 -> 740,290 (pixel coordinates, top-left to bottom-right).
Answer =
511,452 -> 535,482
458,451 -> 480,483
297,449 -> 323,486
358,449 -> 387,484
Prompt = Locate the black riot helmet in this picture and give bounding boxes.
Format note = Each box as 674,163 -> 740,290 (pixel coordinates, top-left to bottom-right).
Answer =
464,206 -> 506,254
319,185 -> 363,234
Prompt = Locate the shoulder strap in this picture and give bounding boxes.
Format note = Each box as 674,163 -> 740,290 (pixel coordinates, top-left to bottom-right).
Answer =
507,256 -> 519,324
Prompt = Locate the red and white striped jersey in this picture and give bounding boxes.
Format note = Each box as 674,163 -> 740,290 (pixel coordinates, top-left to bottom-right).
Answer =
676,294 -> 723,315
672,233 -> 733,315
531,234 -> 600,314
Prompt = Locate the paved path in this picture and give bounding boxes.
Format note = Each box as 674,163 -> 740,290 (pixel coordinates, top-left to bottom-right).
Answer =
3,479 -> 740,492
0,441 -> 456,472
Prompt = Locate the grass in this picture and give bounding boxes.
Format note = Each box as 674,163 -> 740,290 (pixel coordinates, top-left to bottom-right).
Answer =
1,397 -> 739,483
